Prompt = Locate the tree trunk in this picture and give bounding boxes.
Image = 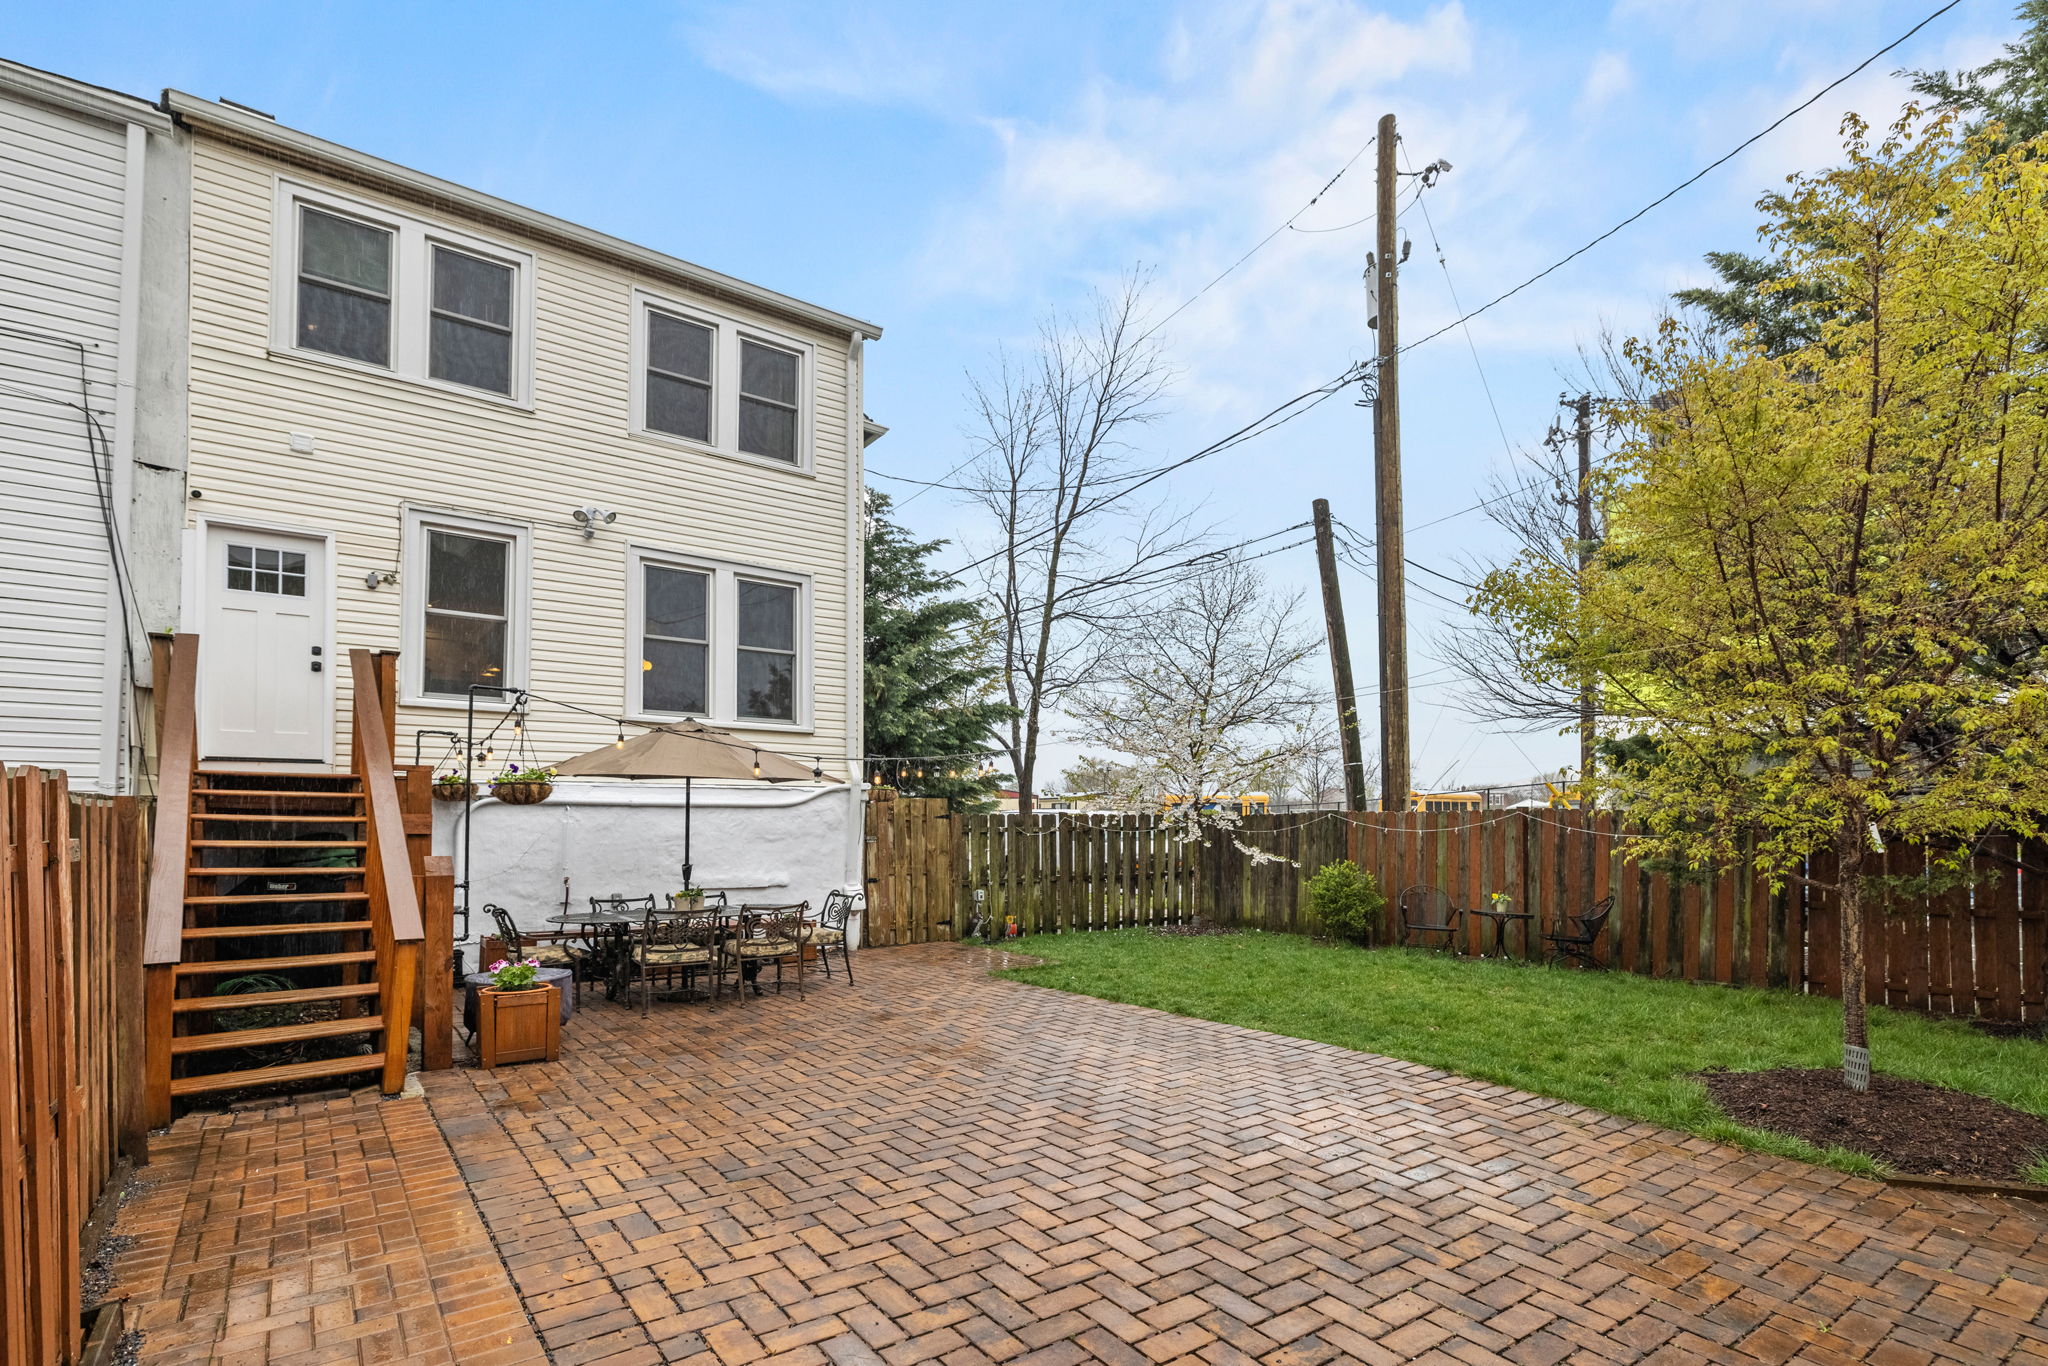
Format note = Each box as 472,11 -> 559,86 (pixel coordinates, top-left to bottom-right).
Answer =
1835,820 -> 1871,1092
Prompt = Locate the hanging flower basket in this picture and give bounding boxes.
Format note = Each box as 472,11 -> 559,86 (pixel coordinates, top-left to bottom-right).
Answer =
432,779 -> 477,803
489,765 -> 557,805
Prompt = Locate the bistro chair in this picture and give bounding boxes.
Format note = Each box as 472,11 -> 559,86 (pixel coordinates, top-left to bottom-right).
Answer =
590,893 -> 657,921
803,890 -> 860,983
1398,886 -> 1463,950
1543,895 -> 1614,969
628,904 -> 727,1013
483,903 -> 586,975
730,903 -> 810,999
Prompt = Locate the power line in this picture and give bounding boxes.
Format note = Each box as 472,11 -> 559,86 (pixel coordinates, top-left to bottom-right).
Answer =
1383,0 -> 1965,367
1401,149 -> 1515,462
881,129 -> 1380,507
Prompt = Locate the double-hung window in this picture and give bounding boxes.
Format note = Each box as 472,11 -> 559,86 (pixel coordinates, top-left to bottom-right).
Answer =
630,551 -> 807,727
632,291 -> 813,471
403,511 -> 530,704
275,182 -> 533,404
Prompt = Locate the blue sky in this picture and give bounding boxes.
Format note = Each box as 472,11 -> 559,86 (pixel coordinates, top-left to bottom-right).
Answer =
10,0 -> 2020,790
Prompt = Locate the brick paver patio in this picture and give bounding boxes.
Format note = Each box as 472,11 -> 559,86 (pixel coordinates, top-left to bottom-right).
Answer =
115,944 -> 2048,1364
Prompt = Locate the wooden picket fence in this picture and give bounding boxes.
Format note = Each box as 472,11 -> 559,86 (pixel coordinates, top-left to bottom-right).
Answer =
2,767 -> 151,1366
863,801 -> 2048,1022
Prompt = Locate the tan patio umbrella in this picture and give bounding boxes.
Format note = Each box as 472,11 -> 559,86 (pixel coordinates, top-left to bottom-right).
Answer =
554,722 -> 820,885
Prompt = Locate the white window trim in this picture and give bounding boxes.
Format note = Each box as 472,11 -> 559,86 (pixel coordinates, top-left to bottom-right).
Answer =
628,287 -> 816,475
270,176 -> 537,408
399,506 -> 533,709
625,545 -> 812,732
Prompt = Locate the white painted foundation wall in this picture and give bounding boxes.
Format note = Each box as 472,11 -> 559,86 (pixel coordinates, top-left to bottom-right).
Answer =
433,779 -> 863,964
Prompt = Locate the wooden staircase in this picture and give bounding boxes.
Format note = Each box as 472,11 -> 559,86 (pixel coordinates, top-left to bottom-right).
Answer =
144,640 -> 422,1124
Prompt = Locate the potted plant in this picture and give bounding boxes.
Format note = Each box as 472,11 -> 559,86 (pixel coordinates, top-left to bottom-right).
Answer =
432,771 -> 477,803
672,886 -> 706,911
489,764 -> 557,805
476,956 -> 560,1067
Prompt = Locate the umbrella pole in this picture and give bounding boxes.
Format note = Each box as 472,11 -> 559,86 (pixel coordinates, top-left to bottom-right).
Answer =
682,776 -> 693,887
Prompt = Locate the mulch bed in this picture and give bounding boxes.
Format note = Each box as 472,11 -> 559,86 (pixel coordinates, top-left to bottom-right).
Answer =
1702,1068 -> 2048,1183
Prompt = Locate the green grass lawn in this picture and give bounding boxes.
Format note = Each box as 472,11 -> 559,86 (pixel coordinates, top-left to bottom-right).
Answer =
997,929 -> 2048,1181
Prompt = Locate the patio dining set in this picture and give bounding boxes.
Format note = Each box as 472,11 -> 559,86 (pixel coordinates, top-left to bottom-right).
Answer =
483,889 -> 860,1013
1397,885 -> 1613,966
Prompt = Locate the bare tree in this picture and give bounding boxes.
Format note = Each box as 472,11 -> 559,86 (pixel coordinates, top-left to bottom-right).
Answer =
1066,557 -> 1323,812
962,277 -> 1209,813
1275,714 -> 1374,809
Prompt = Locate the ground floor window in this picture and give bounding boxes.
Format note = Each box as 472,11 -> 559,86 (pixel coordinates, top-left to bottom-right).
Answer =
629,550 -> 808,728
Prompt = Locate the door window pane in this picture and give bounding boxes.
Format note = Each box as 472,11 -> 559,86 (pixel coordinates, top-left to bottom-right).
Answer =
226,543 -> 308,597
428,246 -> 514,394
422,530 -> 510,697
646,312 -> 713,442
736,579 -> 796,721
298,208 -> 391,366
737,340 -> 799,463
642,564 -> 710,714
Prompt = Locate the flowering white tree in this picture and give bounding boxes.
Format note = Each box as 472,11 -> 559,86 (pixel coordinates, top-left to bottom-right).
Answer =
1068,557 -> 1322,854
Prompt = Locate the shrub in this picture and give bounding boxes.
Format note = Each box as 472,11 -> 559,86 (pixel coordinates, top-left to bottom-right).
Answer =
1307,860 -> 1384,943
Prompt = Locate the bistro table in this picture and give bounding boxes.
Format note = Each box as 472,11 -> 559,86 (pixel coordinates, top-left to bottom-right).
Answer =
1466,905 -> 1534,959
545,910 -> 645,1000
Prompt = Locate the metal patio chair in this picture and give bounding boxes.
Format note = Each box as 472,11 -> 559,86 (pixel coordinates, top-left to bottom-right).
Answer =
1543,895 -> 1614,969
628,904 -> 727,1013
483,903 -> 587,975
1398,886 -> 1463,950
803,890 -> 860,983
730,903 -> 810,999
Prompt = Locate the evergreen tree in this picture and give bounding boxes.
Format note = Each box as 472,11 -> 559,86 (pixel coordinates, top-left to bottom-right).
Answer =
863,491 -> 1012,809
1675,3 -> 2048,352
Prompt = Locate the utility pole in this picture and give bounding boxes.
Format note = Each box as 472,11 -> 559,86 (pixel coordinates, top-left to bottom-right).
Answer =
1311,499 -> 1369,811
1372,111 -> 1410,813
1573,394 -> 1595,800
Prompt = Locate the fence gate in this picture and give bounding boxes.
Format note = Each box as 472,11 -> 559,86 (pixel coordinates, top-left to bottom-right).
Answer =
862,797 -> 959,947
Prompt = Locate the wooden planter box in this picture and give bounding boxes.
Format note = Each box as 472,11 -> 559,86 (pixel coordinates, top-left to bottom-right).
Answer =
477,983 -> 560,1067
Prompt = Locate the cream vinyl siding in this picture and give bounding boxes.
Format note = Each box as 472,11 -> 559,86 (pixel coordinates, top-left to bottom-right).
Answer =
0,93 -> 128,790
183,136 -> 859,776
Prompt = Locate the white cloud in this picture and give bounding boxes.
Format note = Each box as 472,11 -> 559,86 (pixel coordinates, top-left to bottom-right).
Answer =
679,1 -> 979,110
1574,50 -> 1633,116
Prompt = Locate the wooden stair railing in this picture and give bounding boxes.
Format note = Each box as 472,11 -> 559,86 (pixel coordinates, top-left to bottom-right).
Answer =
142,639 -> 426,1125
350,648 -> 422,1097
143,633 -> 198,1128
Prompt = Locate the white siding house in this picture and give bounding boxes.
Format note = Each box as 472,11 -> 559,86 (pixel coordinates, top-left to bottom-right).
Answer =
163,93 -> 880,940
0,62 -> 186,793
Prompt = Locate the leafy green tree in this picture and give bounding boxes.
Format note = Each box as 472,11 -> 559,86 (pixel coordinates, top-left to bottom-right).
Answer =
864,491 -> 1012,809
1479,112 -> 2048,1091
1674,3 -> 2048,353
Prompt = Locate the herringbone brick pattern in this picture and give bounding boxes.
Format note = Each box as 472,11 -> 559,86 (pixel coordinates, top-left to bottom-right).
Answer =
425,944 -> 2048,1366
110,1087 -> 546,1365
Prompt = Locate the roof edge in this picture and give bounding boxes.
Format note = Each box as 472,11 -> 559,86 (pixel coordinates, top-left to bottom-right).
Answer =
0,59 -> 172,133
162,89 -> 882,341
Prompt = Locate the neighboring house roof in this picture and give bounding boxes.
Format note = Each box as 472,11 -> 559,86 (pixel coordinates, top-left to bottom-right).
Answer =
0,58 -> 172,131
161,89 -> 883,344
862,416 -> 889,446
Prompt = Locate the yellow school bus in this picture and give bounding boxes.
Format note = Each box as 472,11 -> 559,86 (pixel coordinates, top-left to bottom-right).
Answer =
1410,791 -> 1483,812
1160,793 -> 1271,816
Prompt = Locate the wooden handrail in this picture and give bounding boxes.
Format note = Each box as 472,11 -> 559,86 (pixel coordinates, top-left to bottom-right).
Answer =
143,632 -> 198,965
351,649 -> 423,944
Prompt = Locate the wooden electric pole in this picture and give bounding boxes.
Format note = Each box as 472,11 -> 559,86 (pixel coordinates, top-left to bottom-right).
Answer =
1573,394 -> 1595,799
1372,111 -> 1410,813
1311,499 -> 1369,811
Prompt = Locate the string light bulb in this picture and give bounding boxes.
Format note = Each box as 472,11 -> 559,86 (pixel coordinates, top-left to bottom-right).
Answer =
812,758 -> 825,779
614,722 -> 625,750
752,751 -> 762,779
872,771 -> 881,787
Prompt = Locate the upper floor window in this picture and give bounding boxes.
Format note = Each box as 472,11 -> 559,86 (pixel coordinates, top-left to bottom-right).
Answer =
631,290 -> 813,472
273,180 -> 534,405
628,549 -> 809,728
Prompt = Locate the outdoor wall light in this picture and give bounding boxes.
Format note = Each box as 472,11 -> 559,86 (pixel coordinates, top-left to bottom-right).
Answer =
570,506 -> 617,540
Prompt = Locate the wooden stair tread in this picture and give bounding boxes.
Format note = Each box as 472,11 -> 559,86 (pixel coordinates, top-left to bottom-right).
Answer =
185,891 -> 369,904
196,767 -> 355,779
195,787 -> 363,797
171,1015 -> 385,1055
186,866 -> 369,876
173,982 -> 381,1013
189,813 -> 368,823
175,949 -> 376,975
182,921 -> 373,939
168,1052 -> 383,1097
188,840 -> 369,849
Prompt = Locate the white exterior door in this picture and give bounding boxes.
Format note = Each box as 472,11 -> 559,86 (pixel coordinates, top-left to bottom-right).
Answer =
200,527 -> 329,763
